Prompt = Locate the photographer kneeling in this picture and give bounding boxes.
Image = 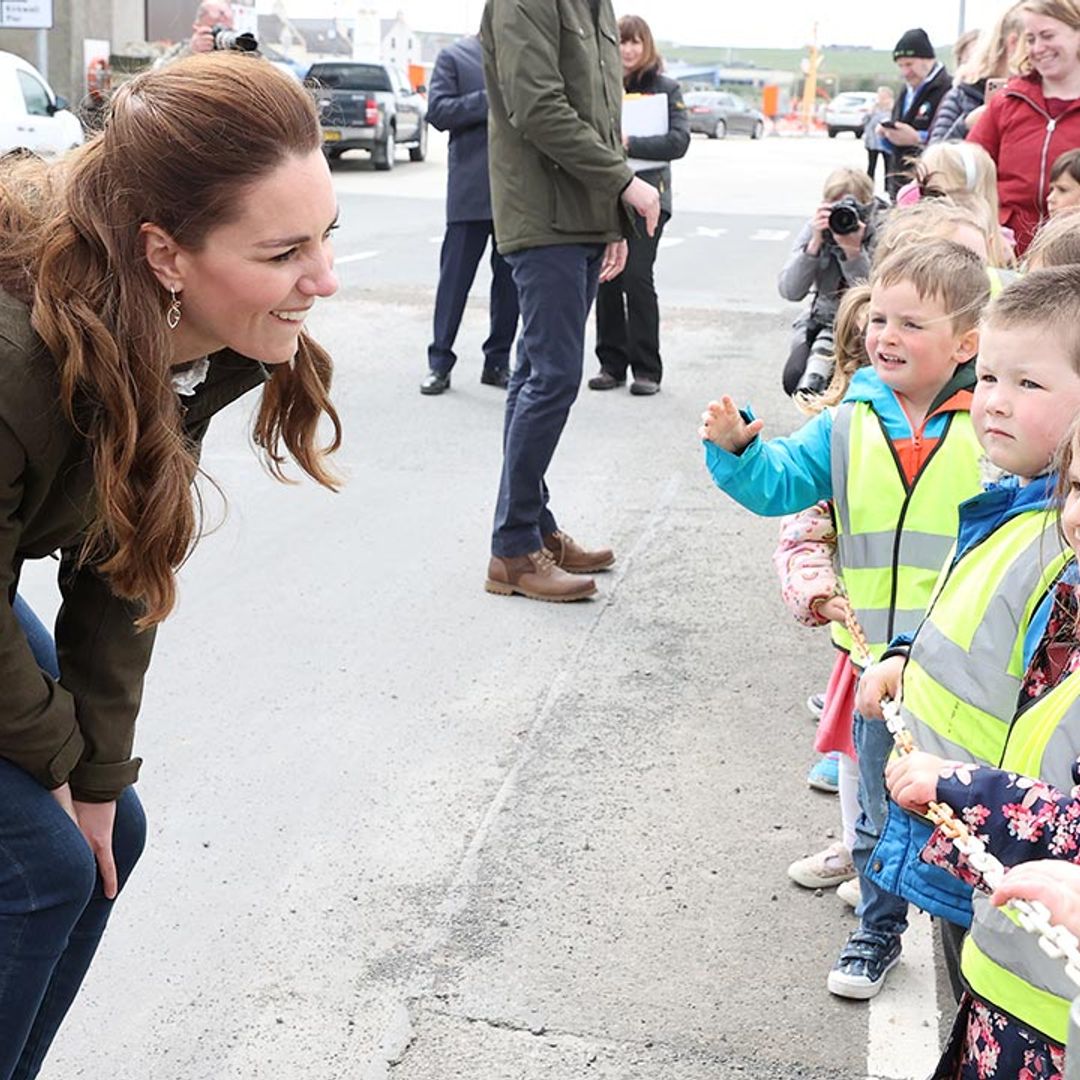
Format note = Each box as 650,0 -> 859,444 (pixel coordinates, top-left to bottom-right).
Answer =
778,167 -> 884,397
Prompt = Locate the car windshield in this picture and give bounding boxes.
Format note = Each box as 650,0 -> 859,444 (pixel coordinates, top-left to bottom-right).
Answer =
834,95 -> 869,107
308,64 -> 392,92
684,92 -> 716,104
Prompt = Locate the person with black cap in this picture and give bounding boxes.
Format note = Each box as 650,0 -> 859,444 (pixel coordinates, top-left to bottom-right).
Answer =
877,28 -> 951,198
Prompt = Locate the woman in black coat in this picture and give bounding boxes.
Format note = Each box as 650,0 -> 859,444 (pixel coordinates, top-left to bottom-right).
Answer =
589,15 -> 690,396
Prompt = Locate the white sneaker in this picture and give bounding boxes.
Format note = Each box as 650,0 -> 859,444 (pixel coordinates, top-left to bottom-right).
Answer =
837,878 -> 861,909
787,841 -> 856,889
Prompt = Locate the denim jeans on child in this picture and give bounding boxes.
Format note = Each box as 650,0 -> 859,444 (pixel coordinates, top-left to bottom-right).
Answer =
852,711 -> 909,937
0,596 -> 146,1080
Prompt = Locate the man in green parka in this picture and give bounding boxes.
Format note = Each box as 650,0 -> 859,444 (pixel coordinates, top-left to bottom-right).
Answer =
481,0 -> 660,602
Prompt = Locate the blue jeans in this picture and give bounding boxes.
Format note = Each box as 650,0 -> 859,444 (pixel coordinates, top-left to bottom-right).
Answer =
852,711 -> 908,937
492,243 -> 603,557
0,597 -> 146,1080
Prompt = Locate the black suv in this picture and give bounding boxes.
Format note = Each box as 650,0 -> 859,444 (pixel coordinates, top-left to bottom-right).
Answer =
306,61 -> 427,170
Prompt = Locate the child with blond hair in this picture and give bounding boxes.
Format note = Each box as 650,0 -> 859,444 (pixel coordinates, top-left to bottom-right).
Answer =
703,239 -> 990,997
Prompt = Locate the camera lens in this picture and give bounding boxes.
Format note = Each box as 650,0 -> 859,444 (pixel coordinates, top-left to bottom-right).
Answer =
828,204 -> 860,236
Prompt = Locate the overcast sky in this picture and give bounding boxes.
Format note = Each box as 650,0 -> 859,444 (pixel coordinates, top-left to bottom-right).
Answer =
256,0 -> 1012,51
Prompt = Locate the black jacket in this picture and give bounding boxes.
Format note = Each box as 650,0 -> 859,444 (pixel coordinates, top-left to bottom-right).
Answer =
887,63 -> 951,194
623,69 -> 690,216
427,35 -> 492,223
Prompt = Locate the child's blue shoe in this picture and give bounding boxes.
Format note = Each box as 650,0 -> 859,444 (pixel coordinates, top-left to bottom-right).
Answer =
807,751 -> 840,793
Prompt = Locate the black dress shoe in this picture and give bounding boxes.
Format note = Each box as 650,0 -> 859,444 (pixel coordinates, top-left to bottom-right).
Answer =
480,368 -> 510,389
630,378 -> 660,396
420,370 -> 451,395
587,371 -> 626,390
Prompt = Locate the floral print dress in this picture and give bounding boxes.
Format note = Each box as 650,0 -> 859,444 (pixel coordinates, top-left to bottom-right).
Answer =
925,579 -> 1080,1080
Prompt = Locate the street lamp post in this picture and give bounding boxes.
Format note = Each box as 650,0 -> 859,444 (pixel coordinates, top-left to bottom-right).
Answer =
958,0 -> 966,36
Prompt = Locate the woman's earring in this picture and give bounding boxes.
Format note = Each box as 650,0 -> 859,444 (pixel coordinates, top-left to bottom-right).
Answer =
166,287 -> 182,331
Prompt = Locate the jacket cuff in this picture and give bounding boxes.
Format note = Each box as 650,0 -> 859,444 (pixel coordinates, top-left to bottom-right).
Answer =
880,644 -> 911,663
68,757 -> 142,803
39,723 -> 86,789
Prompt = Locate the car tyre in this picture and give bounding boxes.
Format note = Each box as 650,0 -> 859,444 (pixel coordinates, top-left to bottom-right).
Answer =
713,119 -> 727,140
827,127 -> 838,138
409,122 -> 427,162
326,148 -> 343,162
751,120 -> 764,140
373,127 -> 395,171
855,126 -> 865,139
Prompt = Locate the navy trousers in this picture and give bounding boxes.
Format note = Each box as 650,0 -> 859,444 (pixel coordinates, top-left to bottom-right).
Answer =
0,598 -> 146,1080
492,243 -> 602,557
428,220 -> 519,377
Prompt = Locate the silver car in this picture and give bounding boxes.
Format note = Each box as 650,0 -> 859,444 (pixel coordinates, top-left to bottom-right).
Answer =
685,91 -> 765,140
824,91 -> 878,138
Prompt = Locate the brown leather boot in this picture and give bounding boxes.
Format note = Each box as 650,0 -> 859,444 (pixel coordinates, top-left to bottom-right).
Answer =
542,530 -> 615,574
485,549 -> 597,601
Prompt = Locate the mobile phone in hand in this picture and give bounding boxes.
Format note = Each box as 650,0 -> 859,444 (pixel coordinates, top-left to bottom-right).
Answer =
880,120 -> 898,128
985,78 -> 1007,99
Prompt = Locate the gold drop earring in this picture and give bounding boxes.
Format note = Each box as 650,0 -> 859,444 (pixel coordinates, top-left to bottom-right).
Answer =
166,286 -> 182,331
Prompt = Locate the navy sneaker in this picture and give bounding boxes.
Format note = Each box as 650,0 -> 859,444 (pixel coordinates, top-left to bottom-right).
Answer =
827,929 -> 902,999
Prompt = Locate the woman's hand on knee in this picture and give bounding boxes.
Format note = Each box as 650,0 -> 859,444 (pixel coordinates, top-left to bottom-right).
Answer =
49,781 -> 78,823
73,799 -> 118,899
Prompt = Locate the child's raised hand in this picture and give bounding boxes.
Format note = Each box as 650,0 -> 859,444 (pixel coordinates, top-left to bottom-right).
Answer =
699,396 -> 764,454
991,862 -> 1080,938
856,654 -> 906,720
885,750 -> 946,815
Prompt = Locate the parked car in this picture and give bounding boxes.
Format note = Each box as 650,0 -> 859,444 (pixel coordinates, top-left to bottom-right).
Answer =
684,91 -> 765,140
0,51 -> 83,158
306,60 -> 426,171
824,91 -> 878,138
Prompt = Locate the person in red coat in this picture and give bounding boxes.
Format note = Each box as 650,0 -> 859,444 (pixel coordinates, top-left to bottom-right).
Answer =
967,0 -> 1080,255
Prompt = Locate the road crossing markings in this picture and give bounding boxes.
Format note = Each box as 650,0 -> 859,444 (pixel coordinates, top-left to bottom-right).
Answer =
749,228 -> 791,241
694,225 -> 728,238
658,236 -> 685,249
866,911 -> 940,1080
335,251 -> 380,264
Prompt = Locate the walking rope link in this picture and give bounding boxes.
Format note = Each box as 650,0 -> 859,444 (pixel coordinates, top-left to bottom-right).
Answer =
840,599 -> 1080,989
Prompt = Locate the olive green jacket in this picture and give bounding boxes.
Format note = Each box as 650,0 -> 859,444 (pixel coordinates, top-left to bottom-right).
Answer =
0,289 -> 266,802
481,0 -> 634,254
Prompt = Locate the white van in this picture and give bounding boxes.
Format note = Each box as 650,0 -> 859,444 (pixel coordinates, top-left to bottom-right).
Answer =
0,51 -> 83,157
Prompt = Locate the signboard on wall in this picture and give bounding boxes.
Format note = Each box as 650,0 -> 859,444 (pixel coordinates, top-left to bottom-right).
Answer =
0,0 -> 53,28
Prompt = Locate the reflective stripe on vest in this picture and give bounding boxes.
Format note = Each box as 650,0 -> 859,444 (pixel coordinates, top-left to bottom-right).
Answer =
902,513 -> 1071,764
962,905 -> 1072,1046
959,668 -> 1080,1044
829,401 -> 983,662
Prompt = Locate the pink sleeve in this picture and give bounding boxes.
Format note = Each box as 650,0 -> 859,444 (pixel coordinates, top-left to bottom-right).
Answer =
772,501 -> 840,627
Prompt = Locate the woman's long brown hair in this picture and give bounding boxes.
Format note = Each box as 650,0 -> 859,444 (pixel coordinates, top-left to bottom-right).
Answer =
0,54 -> 342,627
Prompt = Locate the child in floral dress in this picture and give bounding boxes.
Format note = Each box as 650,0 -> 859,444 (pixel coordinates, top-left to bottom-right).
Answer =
887,415 -> 1080,1079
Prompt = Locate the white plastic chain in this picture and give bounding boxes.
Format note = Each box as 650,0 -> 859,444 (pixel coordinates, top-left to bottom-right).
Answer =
842,600 -> 1080,989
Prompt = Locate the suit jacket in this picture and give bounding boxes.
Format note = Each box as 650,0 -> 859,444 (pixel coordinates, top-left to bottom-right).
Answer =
427,35 -> 493,223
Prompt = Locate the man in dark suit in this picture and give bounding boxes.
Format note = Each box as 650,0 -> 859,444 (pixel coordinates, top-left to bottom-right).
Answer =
420,34 -> 519,396
879,28 -> 950,198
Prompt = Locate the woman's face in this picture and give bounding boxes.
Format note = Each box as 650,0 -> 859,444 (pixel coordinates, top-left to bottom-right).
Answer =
620,36 -> 645,74
1023,12 -> 1080,83
169,149 -> 339,366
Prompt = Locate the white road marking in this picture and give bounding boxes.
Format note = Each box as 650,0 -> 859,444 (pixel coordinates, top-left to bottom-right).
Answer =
428,235 -> 443,243
658,236 -> 685,249
866,911 -> 940,1080
694,225 -> 728,237
749,228 -> 792,241
335,251 -> 379,264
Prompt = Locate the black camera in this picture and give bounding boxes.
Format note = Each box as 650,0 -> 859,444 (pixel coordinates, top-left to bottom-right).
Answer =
827,195 -> 873,236
211,25 -> 259,52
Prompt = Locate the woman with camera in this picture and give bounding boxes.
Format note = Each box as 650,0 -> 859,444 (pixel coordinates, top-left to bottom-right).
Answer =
968,0 -> 1080,255
588,14 -> 690,397
0,52 -> 340,1076
778,166 -> 882,397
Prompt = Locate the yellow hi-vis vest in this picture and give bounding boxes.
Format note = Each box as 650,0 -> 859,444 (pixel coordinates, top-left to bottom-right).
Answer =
903,511 -> 1071,765
829,401 -> 983,663
961,665 -> 1080,1047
